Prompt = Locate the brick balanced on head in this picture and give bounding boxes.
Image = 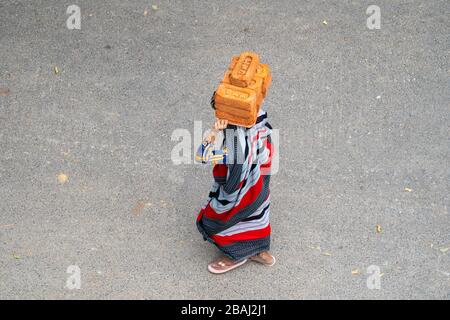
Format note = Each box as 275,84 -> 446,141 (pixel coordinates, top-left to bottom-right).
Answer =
214,52 -> 272,128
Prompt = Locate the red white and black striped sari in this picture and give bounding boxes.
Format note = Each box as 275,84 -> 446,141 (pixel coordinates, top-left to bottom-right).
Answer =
196,111 -> 273,261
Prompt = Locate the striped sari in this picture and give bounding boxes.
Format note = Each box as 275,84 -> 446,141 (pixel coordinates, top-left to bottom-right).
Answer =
196,111 -> 273,261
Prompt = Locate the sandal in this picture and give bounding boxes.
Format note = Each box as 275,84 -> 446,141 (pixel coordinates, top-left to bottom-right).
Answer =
250,252 -> 276,266
207,256 -> 248,274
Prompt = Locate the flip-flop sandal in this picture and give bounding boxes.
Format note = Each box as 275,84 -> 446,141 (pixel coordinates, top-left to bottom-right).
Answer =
207,258 -> 248,274
250,254 -> 276,266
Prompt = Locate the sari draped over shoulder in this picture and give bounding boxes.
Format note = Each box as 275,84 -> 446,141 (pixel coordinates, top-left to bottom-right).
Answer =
196,111 -> 273,261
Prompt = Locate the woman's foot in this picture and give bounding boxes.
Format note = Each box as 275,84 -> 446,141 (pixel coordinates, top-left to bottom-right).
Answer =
250,252 -> 276,266
207,256 -> 248,274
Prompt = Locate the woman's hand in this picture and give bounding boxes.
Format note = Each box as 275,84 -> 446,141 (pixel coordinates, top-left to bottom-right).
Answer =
213,119 -> 229,131
204,119 -> 228,144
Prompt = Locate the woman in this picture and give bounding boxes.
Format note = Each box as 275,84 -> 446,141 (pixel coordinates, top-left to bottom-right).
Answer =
196,103 -> 276,274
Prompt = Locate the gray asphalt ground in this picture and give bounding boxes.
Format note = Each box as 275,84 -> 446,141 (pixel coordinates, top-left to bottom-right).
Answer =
0,0 -> 449,300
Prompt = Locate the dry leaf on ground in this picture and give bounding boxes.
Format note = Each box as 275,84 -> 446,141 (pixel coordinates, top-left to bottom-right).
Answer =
0,88 -> 11,96
57,173 -> 68,184
132,201 -> 146,216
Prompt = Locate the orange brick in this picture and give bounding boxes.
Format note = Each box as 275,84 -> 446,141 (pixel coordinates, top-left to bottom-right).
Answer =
215,108 -> 257,128
214,52 -> 271,127
229,52 -> 260,88
215,83 -> 257,111
228,56 -> 239,70
255,63 -> 272,97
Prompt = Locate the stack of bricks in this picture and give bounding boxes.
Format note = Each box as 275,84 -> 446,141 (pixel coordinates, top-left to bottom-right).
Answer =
214,52 -> 272,128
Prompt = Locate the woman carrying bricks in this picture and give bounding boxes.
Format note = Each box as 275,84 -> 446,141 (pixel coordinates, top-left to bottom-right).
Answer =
195,52 -> 275,273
